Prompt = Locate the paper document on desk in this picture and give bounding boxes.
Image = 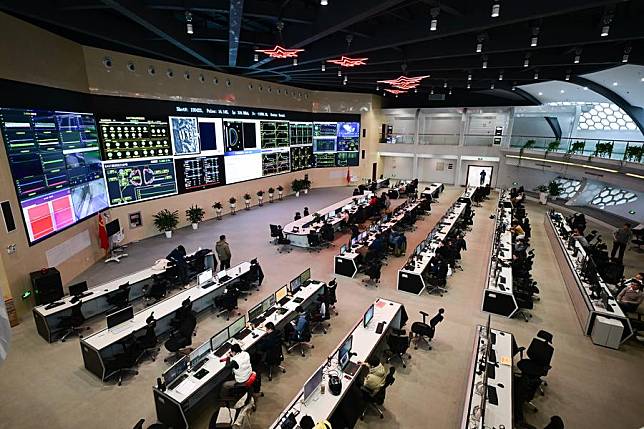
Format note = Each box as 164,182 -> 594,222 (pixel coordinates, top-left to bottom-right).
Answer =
500,356 -> 511,366
174,379 -> 196,396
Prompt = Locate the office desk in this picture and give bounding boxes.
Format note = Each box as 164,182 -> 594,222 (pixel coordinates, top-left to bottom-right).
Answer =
334,200 -> 422,278
397,201 -> 467,294
461,325 -> 513,429
283,194 -> 372,248
545,212 -> 633,346
270,298 -> 404,428
80,261 -> 251,381
458,186 -> 479,205
482,198 -> 518,318
153,281 -> 326,429
32,248 -> 208,343
421,182 -> 444,199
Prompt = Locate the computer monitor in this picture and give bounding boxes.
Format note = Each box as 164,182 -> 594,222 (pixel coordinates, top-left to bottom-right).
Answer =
189,341 -> 211,369
275,285 -> 288,303
351,237 -> 358,247
300,268 -> 311,284
340,244 -> 347,255
217,270 -> 227,281
68,281 -> 88,297
210,328 -> 229,351
198,270 -> 213,286
106,305 -> 134,329
227,315 -> 246,338
382,214 -> 389,222
303,366 -> 324,403
262,294 -> 276,312
359,232 -> 367,241
338,335 -> 353,370
415,244 -> 422,256
106,218 -> 120,237
248,302 -> 264,323
163,356 -> 188,386
363,304 -> 374,328
290,277 -> 302,294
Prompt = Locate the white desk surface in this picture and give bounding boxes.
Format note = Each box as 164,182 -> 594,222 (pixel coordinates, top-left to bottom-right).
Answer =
549,213 -> 625,318
465,326 -> 513,429
83,261 -> 251,350
461,186 -> 479,199
283,194 -> 372,235
486,204 -> 514,294
421,183 -> 443,196
270,298 -> 403,427
163,280 -> 326,404
33,249 -> 202,318
400,201 -> 467,275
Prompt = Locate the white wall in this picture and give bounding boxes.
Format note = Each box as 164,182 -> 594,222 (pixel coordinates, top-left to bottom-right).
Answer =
417,157 -> 457,184
382,156 -> 414,179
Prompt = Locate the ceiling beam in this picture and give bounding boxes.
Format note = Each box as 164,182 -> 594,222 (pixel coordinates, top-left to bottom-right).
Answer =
99,0 -> 222,69
228,0 -> 244,67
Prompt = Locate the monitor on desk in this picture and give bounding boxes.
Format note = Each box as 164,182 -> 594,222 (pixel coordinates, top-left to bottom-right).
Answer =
263,294 -> 276,310
68,281 -> 88,297
210,328 -> 229,351
382,214 -> 389,222
106,218 -> 120,237
338,335 -> 353,370
290,277 -> 302,294
300,268 -> 311,284
189,341 -> 211,369
363,304 -> 374,328
106,305 -> 134,329
351,237 -> 358,247
227,315 -> 246,338
198,270 -> 213,286
248,302 -> 264,323
340,244 -> 347,255
163,356 -> 188,386
359,232 -> 367,242
303,365 -> 324,403
217,270 -> 227,281
275,285 -> 288,302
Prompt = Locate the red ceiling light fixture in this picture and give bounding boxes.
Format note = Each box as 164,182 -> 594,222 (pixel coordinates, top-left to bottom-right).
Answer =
327,56 -> 368,67
378,75 -> 430,90
255,45 -> 304,59
384,89 -> 408,95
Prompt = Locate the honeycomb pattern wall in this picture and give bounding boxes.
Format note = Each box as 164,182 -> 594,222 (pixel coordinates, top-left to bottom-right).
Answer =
590,186 -> 638,208
554,177 -> 582,200
577,103 -> 637,131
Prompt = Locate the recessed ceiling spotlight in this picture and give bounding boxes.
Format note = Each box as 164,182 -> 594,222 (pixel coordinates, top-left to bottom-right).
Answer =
448,89 -> 452,95
524,53 -> 530,67
491,1 -> 500,18
583,86 -> 588,90
482,55 -> 488,69
538,92 -> 543,96
338,69 -> 342,77
490,82 -> 495,89
499,71 -> 503,81
534,71 -> 539,80
467,72 -> 472,81
443,81 -> 448,88
623,46 -> 631,63
530,27 -> 540,47
293,58 -> 298,66
612,81 -> 618,86
414,88 -> 418,93
467,83 -> 471,89
320,0 -> 328,5
641,77 -> 644,82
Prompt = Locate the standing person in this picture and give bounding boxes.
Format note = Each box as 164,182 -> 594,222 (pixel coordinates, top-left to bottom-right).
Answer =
216,235 -> 232,270
479,169 -> 487,186
611,223 -> 632,262
166,245 -> 188,283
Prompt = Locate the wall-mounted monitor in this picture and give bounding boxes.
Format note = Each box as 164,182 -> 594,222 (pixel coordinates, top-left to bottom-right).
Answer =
174,155 -> 225,194
290,146 -> 313,171
336,122 -> 360,151
289,122 -> 313,146
103,158 -> 177,206
98,117 -> 171,160
169,116 -> 201,156
260,121 -> 289,148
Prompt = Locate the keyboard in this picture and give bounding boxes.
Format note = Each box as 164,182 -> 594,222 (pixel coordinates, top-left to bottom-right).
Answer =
167,373 -> 188,390
192,357 -> 208,372
214,343 -> 232,357
486,363 -> 496,380
78,292 -> 93,299
293,297 -> 304,304
343,361 -> 360,376
200,281 -> 215,289
194,368 -> 209,380
278,307 -> 288,315
219,275 -> 232,283
45,301 -> 64,310
264,307 -> 277,318
303,280 -> 313,287
278,297 -> 291,306
252,316 -> 266,326
235,328 -> 252,341
487,385 -> 499,406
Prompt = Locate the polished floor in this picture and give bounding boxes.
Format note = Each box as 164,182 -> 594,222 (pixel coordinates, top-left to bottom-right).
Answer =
0,186 -> 642,429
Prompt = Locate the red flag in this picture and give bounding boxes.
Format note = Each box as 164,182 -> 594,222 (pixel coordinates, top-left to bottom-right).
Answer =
98,213 -> 109,251
346,167 -> 351,184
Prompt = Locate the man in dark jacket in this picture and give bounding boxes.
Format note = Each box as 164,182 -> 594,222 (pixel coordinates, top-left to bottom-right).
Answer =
216,235 -> 232,270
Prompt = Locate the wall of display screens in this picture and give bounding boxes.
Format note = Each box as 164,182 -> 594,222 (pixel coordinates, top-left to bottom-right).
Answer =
0,84 -> 360,245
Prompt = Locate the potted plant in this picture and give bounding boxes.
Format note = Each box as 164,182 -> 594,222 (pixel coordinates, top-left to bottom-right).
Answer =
153,209 -> 179,238
229,197 -> 237,215
186,205 -> 205,230
624,144 -> 643,162
545,140 -> 561,158
593,141 -> 614,159
244,193 -> 252,210
535,181 -> 562,205
519,139 -> 536,165
256,190 -> 265,206
277,185 -> 284,200
213,202 -> 223,220
302,177 -> 311,194
268,187 -> 275,203
568,140 -> 585,156
292,179 -> 304,197
548,180 -> 562,199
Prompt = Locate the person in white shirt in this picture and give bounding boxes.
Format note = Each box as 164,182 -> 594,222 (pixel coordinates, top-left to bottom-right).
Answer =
221,344 -> 253,399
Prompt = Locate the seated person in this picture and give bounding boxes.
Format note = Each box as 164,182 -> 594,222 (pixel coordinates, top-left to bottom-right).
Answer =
145,274 -> 168,302
220,344 -> 253,400
369,195 -> 379,207
353,187 -> 362,196
513,237 -> 529,257
257,322 -> 281,359
341,210 -> 350,224
289,306 -> 310,342
300,416 -> 332,429
510,220 -> 525,237
360,355 -> 387,394
303,207 -> 310,217
294,212 -> 302,221
368,234 -> 386,255
616,280 -> 644,313
350,224 -> 360,240
166,245 -> 188,283
435,242 -> 454,268
571,227 -> 589,247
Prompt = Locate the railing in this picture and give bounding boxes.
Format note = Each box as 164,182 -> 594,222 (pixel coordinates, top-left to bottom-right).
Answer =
418,133 -> 459,145
509,135 -> 644,163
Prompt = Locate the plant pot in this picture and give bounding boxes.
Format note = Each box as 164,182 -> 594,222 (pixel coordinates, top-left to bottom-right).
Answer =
192,223 -> 198,230
295,191 -> 300,198
245,200 -> 251,210
230,203 -> 236,215
539,192 -> 548,205
164,230 -> 172,239
278,191 -> 283,200
216,208 -> 222,220
304,189 -> 309,195
258,196 -> 264,206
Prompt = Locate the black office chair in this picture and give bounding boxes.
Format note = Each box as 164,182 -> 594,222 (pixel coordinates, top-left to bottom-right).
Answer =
362,260 -> 382,287
264,340 -> 286,381
144,275 -> 168,305
326,279 -> 339,316
385,329 -> 411,368
517,332 -> 554,395
310,300 -> 330,334
215,288 -> 240,320
269,224 -> 291,253
60,299 -> 90,342
286,319 -> 314,357
107,283 -> 130,312
360,366 -> 396,420
410,309 -> 444,350
136,317 -> 160,364
105,335 -> 141,386
544,416 -> 565,429
164,311 -> 197,363
132,419 -> 167,429
307,232 -> 323,253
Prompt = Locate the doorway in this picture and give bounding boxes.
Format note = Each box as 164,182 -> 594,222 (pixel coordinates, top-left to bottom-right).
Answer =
371,162 -> 377,181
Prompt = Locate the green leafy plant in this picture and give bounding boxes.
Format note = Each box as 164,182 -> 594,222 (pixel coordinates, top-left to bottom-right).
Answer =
277,185 -> 284,192
624,144 -> 643,162
244,193 -> 252,201
153,209 -> 179,232
519,139 -> 536,164
291,179 -> 305,193
593,141 -> 614,158
548,181 -> 562,197
545,140 -> 561,157
535,185 -> 549,193
186,205 -> 205,224
229,197 -> 237,205
213,202 -> 223,210
257,190 -> 264,197
568,140 -> 585,155
268,187 -> 275,194
302,177 -> 312,190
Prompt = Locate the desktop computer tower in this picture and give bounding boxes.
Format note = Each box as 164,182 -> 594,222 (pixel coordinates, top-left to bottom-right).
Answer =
30,268 -> 64,305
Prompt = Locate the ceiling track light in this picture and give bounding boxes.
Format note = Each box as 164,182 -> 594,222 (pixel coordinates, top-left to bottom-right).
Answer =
414,88 -> 418,93
185,11 -> 193,35
467,82 -> 471,89
534,71 -> 539,80
430,7 -> 440,31
623,46 -> 632,63
600,11 -> 613,37
443,81 -> 448,88
321,63 -> 326,71
320,0 -> 328,5
467,72 -> 472,81
482,55 -> 488,69
376,84 -> 379,90
574,48 -> 582,64
524,53 -> 530,68
430,88 -> 434,95
476,42 -> 483,53
490,82 -> 495,89
254,53 -> 259,62
499,71 -> 504,81
565,69 -> 571,81
448,89 -> 452,95
338,69 -> 342,77
530,26 -> 540,47
491,1 -> 500,18
476,34 -> 486,53
293,58 -> 298,66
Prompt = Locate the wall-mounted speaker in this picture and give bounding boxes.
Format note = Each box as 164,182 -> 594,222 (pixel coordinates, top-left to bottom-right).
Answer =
1,201 -> 16,233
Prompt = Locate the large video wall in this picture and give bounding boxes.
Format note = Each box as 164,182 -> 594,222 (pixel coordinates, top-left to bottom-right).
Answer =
0,89 -> 360,245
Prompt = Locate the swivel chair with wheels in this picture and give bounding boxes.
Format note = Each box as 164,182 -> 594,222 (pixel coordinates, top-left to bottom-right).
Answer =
385,329 -> 411,368
360,367 -> 396,420
215,288 -> 240,320
107,283 -> 130,312
285,320 -> 314,357
410,308 -> 444,350
264,341 -> 286,381
310,300 -> 329,334
60,299 -> 90,342
136,317 -> 160,364
164,311 -> 197,363
326,279 -> 339,316
362,260 -> 382,287
132,419 -> 167,429
517,332 -> 554,396
105,335 -> 141,386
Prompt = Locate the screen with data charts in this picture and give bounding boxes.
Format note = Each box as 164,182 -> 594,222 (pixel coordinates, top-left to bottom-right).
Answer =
98,117 -> 171,161
103,158 -> 177,206
175,155 -> 225,194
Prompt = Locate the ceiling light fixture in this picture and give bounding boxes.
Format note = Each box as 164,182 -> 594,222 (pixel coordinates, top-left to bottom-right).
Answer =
565,69 -> 571,81
430,7 -> 440,31
476,34 -> 486,53
534,71 -> 539,80
524,53 -> 530,67
600,11 -> 613,37
254,53 -> 259,62
376,84 -> 379,91
343,76 -> 347,85
482,55 -> 488,69
378,75 -> 430,90
499,71 -> 504,81
641,77 -> 644,82
255,45 -> 304,59
622,46 -> 631,63
326,56 -> 368,67
414,88 -> 418,93
512,86 -> 516,91
560,89 -> 565,94
476,42 -> 483,53
490,82 -> 495,89
467,72 -> 472,81
430,88 -> 434,95
574,48 -> 582,64
448,88 -> 452,95
384,89 -> 407,95
530,26 -> 540,47
293,58 -> 298,66
185,11 -> 193,35
321,63 -> 326,71
583,86 -> 588,90
538,92 -> 543,96
320,0 -> 328,5
467,82 -> 471,89
338,69 -> 342,77
491,1 -> 500,18
443,81 -> 448,88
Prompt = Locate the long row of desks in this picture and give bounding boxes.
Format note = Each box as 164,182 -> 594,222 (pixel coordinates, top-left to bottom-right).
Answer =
33,248 -> 211,342
421,182 -> 444,199
283,193 -> 373,247
334,198 -> 424,278
153,280 -> 326,429
545,211 -> 633,347
80,261 -> 251,381
461,325 -> 514,429
482,192 -> 518,318
270,298 -> 404,428
397,198 -> 468,295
